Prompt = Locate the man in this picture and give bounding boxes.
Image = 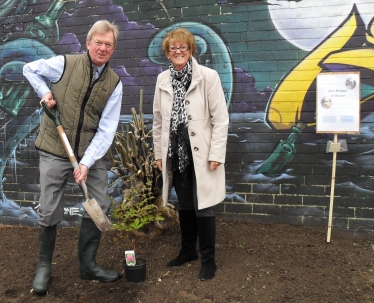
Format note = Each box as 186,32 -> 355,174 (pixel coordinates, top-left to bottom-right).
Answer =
23,20 -> 122,295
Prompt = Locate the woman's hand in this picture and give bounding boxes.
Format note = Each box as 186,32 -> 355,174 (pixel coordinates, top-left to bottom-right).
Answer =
156,159 -> 162,172
209,161 -> 221,171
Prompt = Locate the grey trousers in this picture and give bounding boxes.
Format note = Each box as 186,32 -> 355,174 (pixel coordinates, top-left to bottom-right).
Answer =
38,151 -> 111,226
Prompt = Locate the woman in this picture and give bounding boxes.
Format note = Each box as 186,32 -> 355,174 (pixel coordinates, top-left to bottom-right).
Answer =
152,28 -> 229,281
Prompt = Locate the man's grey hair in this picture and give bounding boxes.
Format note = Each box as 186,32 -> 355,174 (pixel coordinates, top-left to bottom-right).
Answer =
87,20 -> 119,45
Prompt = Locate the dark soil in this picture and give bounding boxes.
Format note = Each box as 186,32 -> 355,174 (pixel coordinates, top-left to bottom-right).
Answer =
1,220 -> 374,303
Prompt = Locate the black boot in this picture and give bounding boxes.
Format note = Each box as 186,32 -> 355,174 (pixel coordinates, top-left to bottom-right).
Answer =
78,218 -> 120,282
167,209 -> 198,267
32,225 -> 57,295
197,216 -> 216,281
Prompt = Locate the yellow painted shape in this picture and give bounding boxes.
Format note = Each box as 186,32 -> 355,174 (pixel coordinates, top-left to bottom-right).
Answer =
266,10 -> 359,130
366,33 -> 374,45
322,48 -> 374,72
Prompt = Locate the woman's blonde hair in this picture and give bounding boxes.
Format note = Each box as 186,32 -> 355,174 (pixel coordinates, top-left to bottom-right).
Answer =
162,28 -> 196,56
87,20 -> 119,45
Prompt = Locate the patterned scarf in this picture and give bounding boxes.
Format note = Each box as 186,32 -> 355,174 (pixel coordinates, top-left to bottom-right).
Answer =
168,58 -> 193,184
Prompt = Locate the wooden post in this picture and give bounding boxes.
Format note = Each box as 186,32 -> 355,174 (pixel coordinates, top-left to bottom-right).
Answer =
326,133 -> 338,242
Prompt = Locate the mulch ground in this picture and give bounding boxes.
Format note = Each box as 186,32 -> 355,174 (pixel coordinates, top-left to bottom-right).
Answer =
1,220 -> 374,303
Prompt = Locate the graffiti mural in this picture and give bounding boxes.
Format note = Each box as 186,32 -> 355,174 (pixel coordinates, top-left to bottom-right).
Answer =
258,5 -> 371,176
0,0 -> 374,229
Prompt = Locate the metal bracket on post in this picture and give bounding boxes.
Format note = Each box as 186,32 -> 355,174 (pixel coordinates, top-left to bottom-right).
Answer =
326,139 -> 348,153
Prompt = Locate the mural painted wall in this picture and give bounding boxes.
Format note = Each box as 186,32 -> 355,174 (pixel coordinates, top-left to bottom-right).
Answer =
1,0 -> 374,232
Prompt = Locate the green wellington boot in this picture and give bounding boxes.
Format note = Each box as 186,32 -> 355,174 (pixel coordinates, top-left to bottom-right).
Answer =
78,218 -> 120,282
32,225 -> 57,295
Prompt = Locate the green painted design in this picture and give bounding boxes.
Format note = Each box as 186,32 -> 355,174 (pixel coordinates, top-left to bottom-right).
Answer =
257,121 -> 306,176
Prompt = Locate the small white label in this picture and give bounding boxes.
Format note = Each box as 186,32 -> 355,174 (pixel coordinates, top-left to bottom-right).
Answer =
125,250 -> 136,266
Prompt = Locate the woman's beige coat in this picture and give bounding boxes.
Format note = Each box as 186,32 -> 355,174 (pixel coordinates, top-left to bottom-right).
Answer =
153,57 -> 229,210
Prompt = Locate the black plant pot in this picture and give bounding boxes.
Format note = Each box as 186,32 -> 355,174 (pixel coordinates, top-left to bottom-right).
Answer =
124,258 -> 147,283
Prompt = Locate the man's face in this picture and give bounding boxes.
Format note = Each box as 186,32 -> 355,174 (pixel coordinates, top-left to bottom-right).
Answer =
86,32 -> 116,66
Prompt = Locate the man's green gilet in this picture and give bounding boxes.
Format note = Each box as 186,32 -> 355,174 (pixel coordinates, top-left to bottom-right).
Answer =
35,52 -> 120,159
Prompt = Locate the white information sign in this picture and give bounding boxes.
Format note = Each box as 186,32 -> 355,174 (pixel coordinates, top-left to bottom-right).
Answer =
316,72 -> 360,134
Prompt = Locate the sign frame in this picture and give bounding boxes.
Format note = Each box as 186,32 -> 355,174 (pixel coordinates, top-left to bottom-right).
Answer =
316,72 -> 360,134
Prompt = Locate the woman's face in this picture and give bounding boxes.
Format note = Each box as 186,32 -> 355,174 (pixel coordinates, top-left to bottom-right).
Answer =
168,40 -> 191,71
